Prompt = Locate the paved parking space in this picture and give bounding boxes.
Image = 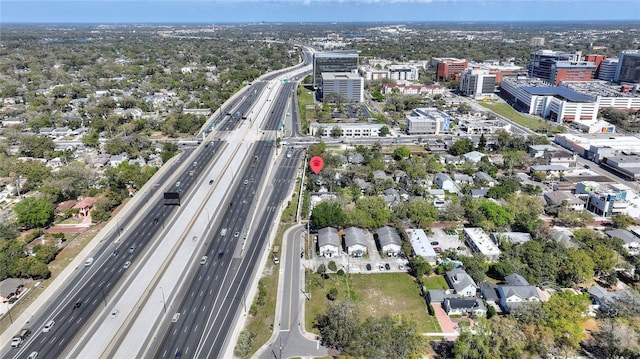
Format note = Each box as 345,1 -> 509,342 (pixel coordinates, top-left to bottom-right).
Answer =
430,228 -> 470,256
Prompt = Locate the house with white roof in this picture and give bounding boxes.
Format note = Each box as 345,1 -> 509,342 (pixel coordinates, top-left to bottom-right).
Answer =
406,229 -> 437,264
463,228 -> 501,261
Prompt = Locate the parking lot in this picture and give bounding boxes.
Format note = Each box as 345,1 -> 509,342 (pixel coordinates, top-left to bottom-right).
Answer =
429,228 -> 470,256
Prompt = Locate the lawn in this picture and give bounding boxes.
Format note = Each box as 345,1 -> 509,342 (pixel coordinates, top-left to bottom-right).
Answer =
421,275 -> 449,291
306,272 -> 441,334
479,102 -> 552,131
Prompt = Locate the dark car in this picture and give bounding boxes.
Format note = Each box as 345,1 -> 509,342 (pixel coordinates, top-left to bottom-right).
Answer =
384,263 -> 391,271
73,301 -> 82,310
430,241 -> 439,245
112,250 -> 119,257
209,179 -> 214,185
366,263 -> 372,271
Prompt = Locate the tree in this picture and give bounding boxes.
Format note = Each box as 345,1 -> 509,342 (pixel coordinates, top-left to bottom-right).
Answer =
379,125 -> 390,137
392,146 -> 411,160
450,138 -> 474,156
531,171 -> 547,182
82,130 -> 100,148
32,244 -> 59,264
439,197 -> 465,222
13,197 -> 55,229
161,142 -> 179,163
347,196 -> 391,228
408,256 -> 432,278
330,126 -> 343,137
477,133 -> 487,151
588,318 -> 640,359
611,213 -> 636,229
459,254 -> 488,284
311,201 -> 346,229
19,135 -> 55,158
314,300 -> 360,351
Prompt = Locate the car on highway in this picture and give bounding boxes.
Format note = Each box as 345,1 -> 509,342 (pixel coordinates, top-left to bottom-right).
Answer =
110,309 -> 119,318
200,256 -> 208,265
84,258 -> 94,267
243,179 -> 249,185
129,244 -> 136,253
112,249 -> 119,257
73,301 -> 82,310
42,320 -> 55,333
27,352 -> 38,359
123,261 -> 131,269
209,179 -> 214,185
234,231 -> 240,238
175,181 -> 181,187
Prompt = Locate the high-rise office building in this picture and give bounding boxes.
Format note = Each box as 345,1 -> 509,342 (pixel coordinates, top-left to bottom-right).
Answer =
313,50 -> 359,89
597,58 -> 619,82
529,50 -> 582,80
615,50 -> 640,84
459,68 -> 497,98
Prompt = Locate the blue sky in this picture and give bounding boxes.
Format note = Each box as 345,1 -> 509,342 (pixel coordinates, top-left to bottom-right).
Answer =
2,0 -> 639,23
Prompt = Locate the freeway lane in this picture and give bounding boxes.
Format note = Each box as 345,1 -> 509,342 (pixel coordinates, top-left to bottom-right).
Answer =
155,140 -> 276,358
5,141 -> 223,359
199,148 -> 303,358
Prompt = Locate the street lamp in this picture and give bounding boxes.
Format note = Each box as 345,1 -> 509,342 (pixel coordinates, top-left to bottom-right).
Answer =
159,286 -> 167,314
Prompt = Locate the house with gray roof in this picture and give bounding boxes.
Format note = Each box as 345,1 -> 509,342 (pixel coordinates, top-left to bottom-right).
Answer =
588,284 -> 638,314
491,232 -> 532,245
445,268 -> 478,297
474,172 -> 496,187
318,227 -> 340,257
605,229 -> 640,253
497,273 -> 541,313
434,173 -> 459,193
470,188 -> 489,198
463,150 -> 486,163
444,297 -> 486,317
453,173 -> 473,185
344,227 -> 368,257
377,226 -> 402,256
480,282 -> 500,305
348,152 -> 364,165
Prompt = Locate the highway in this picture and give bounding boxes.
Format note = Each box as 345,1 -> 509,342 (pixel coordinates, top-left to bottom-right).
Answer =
3,140 -> 228,359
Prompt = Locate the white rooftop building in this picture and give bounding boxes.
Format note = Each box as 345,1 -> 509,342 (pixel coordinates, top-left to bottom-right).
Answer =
463,228 -> 501,261
406,229 -> 438,264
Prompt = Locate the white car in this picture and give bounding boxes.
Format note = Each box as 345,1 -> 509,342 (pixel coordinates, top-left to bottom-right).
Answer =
123,261 -> 131,269
28,352 -> 38,359
43,320 -> 55,333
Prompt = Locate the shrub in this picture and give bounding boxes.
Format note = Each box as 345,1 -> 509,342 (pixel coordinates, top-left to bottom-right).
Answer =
327,287 -> 338,301
328,261 -> 337,271
428,304 -> 435,316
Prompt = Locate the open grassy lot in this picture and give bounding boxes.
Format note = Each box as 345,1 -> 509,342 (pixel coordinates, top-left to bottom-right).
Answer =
480,102 -> 551,131
421,275 -> 449,291
306,272 -> 441,334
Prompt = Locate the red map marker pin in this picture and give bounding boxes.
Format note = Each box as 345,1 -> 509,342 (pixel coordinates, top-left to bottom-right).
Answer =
310,156 -> 324,175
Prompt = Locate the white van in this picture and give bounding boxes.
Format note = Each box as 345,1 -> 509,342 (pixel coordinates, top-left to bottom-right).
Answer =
84,258 -> 94,267
220,228 -> 227,237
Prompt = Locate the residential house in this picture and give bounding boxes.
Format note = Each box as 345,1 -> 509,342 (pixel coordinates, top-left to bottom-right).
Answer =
605,229 -> 640,253
528,144 -> 557,158
434,173 -> 459,193
470,188 -> 489,198
426,189 -> 446,208
530,165 -> 571,178
56,200 -> 77,216
110,153 -> 128,167
549,228 -> 579,248
544,191 -> 586,211
588,284 -> 638,314
318,227 -> 340,257
443,155 -> 464,165
445,267 -> 478,297
377,226 -> 402,256
480,281 -> 500,306
73,197 -> 96,218
491,232 -> 532,245
46,157 -> 64,169
427,289 -> 448,305
382,188 -> 401,206
372,170 -> 388,181
93,154 -> 110,168
474,172 -> 496,187
545,150 -> 577,168
347,153 -> 364,165
463,151 -> 486,163
344,227 -> 368,257
497,273 -> 542,313
444,297 -> 486,317
453,173 -> 473,185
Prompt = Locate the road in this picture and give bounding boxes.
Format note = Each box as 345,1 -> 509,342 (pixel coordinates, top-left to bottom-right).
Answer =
4,141 -> 226,359
257,225 -> 327,359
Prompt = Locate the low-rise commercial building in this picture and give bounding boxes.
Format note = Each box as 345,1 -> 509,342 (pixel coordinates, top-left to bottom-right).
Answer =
463,228 -> 501,261
406,107 -> 451,135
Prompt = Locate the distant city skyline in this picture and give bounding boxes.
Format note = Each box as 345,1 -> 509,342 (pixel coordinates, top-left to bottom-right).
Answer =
2,0 -> 640,24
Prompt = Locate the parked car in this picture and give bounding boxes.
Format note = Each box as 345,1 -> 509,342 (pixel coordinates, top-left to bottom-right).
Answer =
384,263 -> 391,271
366,263 -> 372,271
434,247 -> 442,253
378,263 -> 385,271
430,241 -> 439,245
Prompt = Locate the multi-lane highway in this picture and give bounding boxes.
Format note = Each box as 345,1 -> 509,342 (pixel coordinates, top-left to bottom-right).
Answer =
4,140 -> 228,359
3,46 -> 313,359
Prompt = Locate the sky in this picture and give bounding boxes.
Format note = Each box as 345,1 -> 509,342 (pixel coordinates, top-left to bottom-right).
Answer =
1,0 -> 639,24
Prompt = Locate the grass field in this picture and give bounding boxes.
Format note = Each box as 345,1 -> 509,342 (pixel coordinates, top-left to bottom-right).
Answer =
480,102 -> 552,131
305,272 -> 441,334
421,275 -> 449,291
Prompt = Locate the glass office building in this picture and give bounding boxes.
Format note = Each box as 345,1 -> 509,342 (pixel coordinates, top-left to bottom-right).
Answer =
313,50 -> 359,89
